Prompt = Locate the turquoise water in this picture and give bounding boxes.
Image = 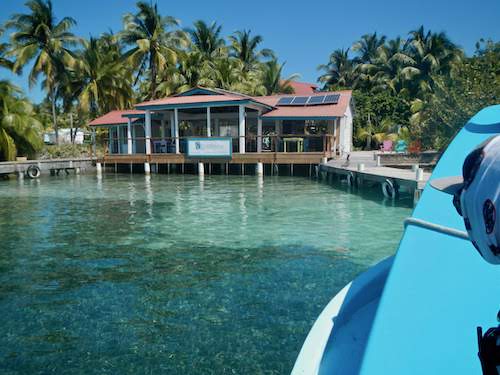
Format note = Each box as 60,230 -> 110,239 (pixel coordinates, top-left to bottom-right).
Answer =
0,174 -> 412,374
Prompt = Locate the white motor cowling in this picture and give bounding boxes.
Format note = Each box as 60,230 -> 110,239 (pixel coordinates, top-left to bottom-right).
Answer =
431,135 -> 500,265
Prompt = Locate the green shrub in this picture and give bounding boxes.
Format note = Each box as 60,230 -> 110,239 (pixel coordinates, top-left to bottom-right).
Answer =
38,144 -> 92,159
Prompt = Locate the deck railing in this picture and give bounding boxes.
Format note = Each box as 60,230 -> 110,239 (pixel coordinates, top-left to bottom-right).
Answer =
105,134 -> 336,155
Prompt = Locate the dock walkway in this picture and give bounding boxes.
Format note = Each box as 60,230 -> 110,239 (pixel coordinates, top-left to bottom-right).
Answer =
320,151 -> 431,201
0,158 -> 95,178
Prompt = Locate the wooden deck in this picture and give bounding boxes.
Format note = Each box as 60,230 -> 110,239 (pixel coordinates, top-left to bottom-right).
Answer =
321,163 -> 430,190
320,152 -> 431,202
0,158 -> 95,176
101,152 -> 332,165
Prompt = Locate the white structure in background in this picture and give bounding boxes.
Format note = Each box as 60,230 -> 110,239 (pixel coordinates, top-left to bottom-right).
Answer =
44,129 -> 85,145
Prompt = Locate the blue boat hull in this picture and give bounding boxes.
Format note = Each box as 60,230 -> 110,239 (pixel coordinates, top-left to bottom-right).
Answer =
294,105 -> 500,375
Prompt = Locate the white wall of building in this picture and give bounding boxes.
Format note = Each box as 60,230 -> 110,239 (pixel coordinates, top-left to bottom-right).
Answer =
343,102 -> 353,154
338,101 -> 353,155
44,129 -> 85,145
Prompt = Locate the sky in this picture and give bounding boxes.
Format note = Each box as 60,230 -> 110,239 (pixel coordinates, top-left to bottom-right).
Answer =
1,0 -> 499,103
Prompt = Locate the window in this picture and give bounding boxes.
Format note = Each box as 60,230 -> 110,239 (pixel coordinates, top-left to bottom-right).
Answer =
218,120 -> 238,137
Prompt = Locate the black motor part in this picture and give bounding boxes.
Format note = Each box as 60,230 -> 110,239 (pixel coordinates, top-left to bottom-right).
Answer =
477,323 -> 500,375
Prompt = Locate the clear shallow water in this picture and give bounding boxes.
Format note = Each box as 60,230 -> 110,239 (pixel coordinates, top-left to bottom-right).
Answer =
0,173 -> 412,374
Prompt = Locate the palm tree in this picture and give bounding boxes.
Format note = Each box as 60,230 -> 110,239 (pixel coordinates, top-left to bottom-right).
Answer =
155,50 -> 214,96
6,0 -> 78,145
357,37 -> 412,94
71,36 -> 134,116
206,58 -> 242,91
356,116 -> 399,150
401,26 -> 463,129
187,20 -> 225,59
121,1 -> 186,99
260,59 -> 299,95
318,48 -> 358,89
351,33 -> 388,90
0,27 -> 14,71
0,81 -> 43,160
403,26 -> 462,95
352,32 -> 387,64
229,30 -> 274,72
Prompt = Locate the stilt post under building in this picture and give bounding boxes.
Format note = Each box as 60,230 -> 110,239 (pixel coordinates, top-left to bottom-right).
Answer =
256,162 -> 263,177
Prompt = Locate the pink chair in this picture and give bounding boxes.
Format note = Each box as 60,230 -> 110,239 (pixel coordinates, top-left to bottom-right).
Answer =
380,140 -> 393,152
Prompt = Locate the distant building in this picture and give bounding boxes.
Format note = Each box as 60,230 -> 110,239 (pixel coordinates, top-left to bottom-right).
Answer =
44,129 -> 85,145
285,81 -> 318,95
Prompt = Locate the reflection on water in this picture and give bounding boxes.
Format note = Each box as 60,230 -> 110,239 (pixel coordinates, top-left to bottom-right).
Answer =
0,173 -> 412,374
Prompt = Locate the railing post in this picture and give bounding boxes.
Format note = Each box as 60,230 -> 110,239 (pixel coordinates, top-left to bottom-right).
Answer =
239,105 -> 245,154
274,120 -> 280,153
169,111 -> 175,153
145,109 -> 152,155
91,128 -> 96,158
206,107 -> 211,137
257,112 -> 262,153
108,126 -> 113,154
127,118 -> 132,155
174,108 -> 180,154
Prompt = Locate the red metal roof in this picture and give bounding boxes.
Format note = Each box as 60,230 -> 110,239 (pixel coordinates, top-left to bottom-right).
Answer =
136,94 -> 246,108
90,87 -> 352,126
285,81 -> 318,95
89,110 -> 144,126
135,91 -> 273,109
257,90 -> 353,119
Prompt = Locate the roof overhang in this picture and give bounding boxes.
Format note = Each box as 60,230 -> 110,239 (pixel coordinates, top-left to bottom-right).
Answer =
135,99 -> 273,111
121,113 -> 164,120
88,109 -> 145,127
173,87 -> 221,96
260,115 -> 340,121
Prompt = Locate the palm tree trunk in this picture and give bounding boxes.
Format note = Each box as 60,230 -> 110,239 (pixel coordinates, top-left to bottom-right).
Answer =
51,87 -> 58,145
149,52 -> 157,99
366,113 -> 372,150
69,112 -> 76,144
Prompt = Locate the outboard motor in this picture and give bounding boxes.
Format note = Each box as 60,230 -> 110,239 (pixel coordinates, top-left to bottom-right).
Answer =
432,135 -> 500,375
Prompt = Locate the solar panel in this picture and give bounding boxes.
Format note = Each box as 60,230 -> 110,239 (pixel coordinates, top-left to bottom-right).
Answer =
307,95 -> 326,105
276,94 -> 340,106
291,96 -> 309,105
277,97 -> 294,106
323,94 -> 340,104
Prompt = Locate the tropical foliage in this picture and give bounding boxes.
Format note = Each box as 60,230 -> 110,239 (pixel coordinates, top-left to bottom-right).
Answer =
187,20 -> 225,59
72,35 -> 134,116
411,40 -> 500,149
0,0 -> 297,154
0,0 -> 498,156
0,81 -> 43,160
318,28 -> 498,150
0,27 -> 14,70
6,0 -> 78,144
229,30 -> 273,72
121,1 -> 186,99
261,59 -> 299,95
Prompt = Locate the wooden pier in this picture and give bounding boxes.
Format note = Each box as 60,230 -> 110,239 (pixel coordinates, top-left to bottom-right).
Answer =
0,158 -> 95,178
320,152 -> 431,202
101,151 -> 330,166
